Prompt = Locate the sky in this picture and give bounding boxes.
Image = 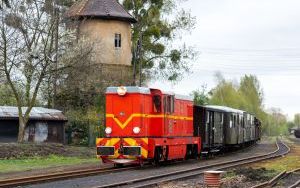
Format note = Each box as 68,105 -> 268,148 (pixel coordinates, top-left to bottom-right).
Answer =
149,0 -> 300,119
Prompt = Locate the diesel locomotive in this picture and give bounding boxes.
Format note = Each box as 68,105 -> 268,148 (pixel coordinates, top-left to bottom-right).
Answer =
96,86 -> 261,166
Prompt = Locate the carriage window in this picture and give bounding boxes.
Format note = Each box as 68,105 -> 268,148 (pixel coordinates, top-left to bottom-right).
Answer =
233,115 -> 236,127
164,95 -> 175,113
153,95 -> 161,113
170,96 -> 174,113
220,114 -> 224,124
206,112 -> 210,123
241,118 -> 244,127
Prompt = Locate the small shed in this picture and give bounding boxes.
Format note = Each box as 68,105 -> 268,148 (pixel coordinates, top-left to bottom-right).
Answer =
0,106 -> 67,143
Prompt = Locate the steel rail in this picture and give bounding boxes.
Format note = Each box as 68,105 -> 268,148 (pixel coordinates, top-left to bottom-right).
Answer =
0,143 -> 259,188
251,164 -> 300,188
288,179 -> 300,188
0,140 -> 284,188
0,166 -> 136,188
95,140 -> 290,188
287,168 -> 300,188
251,170 -> 287,188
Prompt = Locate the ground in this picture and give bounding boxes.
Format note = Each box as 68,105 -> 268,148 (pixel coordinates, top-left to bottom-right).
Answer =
0,143 -> 102,179
157,136 -> 300,188
247,136 -> 300,171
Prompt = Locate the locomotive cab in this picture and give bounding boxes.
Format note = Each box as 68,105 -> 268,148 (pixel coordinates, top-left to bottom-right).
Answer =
96,86 -> 200,165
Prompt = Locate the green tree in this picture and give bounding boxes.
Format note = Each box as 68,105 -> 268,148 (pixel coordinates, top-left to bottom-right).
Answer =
294,113 -> 300,128
266,108 -> 288,136
122,0 -> 197,82
0,83 -> 19,105
209,77 -> 247,109
191,85 -> 209,105
239,75 -> 263,114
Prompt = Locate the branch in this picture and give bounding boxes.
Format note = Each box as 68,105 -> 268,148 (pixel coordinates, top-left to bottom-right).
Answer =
144,55 -> 171,64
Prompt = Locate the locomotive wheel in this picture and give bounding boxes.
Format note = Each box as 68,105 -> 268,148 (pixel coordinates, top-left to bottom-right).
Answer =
186,145 -> 198,160
185,146 -> 192,160
192,145 -> 199,159
154,147 -> 163,165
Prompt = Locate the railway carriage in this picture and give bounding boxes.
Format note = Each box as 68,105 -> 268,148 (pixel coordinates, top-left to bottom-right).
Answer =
193,105 -> 225,154
96,86 -> 201,165
96,86 -> 261,166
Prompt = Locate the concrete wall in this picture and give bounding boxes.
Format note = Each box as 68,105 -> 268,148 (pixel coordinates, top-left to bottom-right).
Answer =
79,19 -> 133,66
22,121 -> 65,143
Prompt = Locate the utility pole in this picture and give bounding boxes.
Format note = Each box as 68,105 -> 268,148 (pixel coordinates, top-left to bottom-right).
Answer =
138,34 -> 142,87
132,44 -> 137,86
131,0 -> 137,86
52,0 -> 59,108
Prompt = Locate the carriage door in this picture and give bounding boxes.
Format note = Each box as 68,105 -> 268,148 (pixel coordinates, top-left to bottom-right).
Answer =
213,112 -> 223,145
205,111 -> 214,147
164,95 -> 175,136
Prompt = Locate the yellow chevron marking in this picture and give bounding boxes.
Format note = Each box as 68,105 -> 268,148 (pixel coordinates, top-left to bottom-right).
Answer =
106,113 -> 193,129
105,138 -> 120,146
124,138 -> 137,146
96,138 -> 104,145
141,147 -> 148,158
103,138 -> 120,158
141,138 -> 148,144
124,138 -> 148,158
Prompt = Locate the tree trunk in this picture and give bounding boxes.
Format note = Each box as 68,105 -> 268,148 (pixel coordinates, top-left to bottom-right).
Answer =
17,117 -> 26,142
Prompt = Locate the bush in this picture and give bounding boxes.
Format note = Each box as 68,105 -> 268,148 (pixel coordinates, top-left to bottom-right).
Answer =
65,108 -> 105,146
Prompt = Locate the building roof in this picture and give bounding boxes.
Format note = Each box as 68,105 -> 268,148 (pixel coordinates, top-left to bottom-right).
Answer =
65,0 -> 137,23
0,106 -> 67,121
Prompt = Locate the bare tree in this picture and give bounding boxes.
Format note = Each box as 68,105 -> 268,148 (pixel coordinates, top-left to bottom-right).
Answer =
0,0 -> 10,10
0,0 -> 75,142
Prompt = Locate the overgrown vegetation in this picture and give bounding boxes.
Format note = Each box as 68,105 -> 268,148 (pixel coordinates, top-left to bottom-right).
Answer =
0,143 -> 96,159
225,167 -> 277,181
0,155 -> 98,173
249,140 -> 300,171
191,73 -> 293,136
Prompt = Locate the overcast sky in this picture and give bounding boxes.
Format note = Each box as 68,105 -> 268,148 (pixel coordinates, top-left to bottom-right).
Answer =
149,0 -> 300,119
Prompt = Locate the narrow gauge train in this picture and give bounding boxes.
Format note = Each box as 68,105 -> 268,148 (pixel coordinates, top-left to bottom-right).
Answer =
96,86 -> 261,166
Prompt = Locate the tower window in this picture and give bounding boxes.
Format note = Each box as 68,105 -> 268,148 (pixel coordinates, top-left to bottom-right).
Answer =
115,33 -> 121,48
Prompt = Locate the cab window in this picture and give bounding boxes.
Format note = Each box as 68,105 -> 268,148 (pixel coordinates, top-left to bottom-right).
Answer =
164,95 -> 175,114
153,95 -> 161,113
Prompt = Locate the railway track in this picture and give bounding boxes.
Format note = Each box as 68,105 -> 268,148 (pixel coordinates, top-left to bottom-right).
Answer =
96,139 -> 290,188
252,168 -> 300,188
0,166 -> 136,188
0,145 -> 255,188
0,140 -> 286,188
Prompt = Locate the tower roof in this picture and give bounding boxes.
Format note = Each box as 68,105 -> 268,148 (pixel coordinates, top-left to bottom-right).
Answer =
65,0 -> 137,23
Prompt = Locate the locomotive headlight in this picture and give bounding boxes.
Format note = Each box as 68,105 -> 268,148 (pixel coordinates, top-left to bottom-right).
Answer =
105,127 -> 112,134
117,86 -> 127,96
133,127 -> 140,134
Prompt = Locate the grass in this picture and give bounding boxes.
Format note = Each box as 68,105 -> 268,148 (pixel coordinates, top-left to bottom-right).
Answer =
249,138 -> 300,172
0,155 -> 99,173
250,155 -> 300,172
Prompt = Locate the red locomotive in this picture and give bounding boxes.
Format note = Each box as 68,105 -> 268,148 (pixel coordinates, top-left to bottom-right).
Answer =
96,86 -> 261,166
96,86 -> 200,166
